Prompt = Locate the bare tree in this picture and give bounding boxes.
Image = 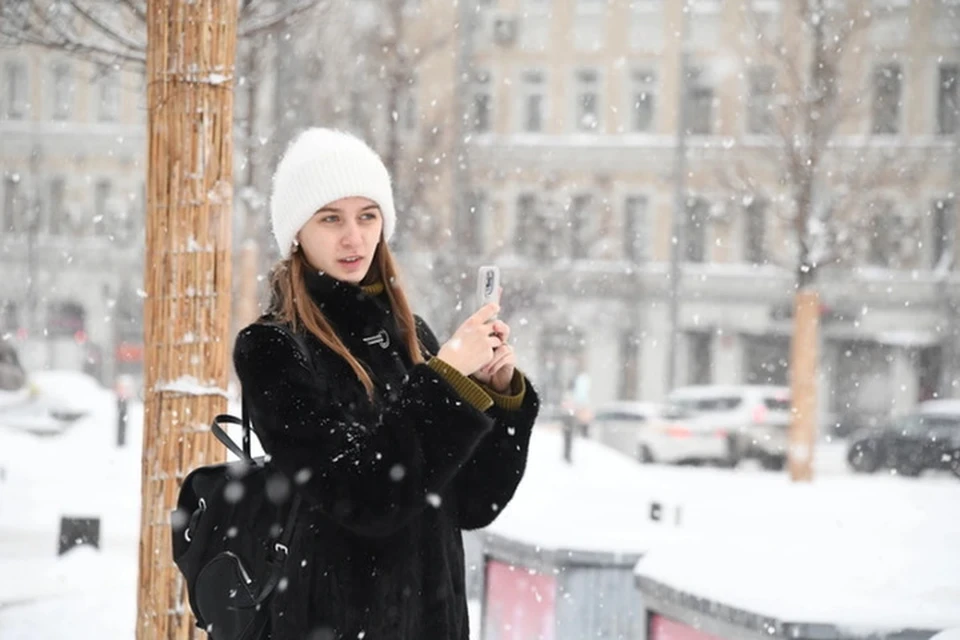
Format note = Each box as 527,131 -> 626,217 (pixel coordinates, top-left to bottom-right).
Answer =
272,0 -> 455,249
0,0 -> 324,70
716,1 -> 937,281
138,1 -> 237,637
714,0 -> 943,480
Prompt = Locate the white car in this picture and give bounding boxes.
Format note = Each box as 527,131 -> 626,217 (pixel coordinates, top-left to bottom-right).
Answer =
591,401 -> 728,465
666,385 -> 792,470
917,398 -> 960,419
0,370 -> 108,437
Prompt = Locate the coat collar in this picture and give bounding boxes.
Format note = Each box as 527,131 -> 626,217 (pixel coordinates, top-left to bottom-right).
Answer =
302,269 -> 397,342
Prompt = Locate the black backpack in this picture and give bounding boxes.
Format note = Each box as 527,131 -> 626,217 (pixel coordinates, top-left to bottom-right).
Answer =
171,326 -> 307,640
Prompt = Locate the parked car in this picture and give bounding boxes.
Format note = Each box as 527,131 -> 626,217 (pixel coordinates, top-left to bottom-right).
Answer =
666,385 -> 792,470
0,340 -> 31,410
821,412 -> 884,440
847,410 -> 960,477
0,366 -> 104,437
591,401 -> 728,465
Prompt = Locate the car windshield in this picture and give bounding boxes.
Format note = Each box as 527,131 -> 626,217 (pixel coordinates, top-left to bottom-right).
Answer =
764,397 -> 791,411
593,410 -> 648,422
672,397 -> 742,412
893,414 -> 960,433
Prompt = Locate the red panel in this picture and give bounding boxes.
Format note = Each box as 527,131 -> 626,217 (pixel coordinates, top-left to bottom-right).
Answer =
483,560 -> 556,640
649,614 -> 725,640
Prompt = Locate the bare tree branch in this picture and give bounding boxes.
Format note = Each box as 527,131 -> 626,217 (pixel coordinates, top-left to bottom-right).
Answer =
1,0 -> 327,70
65,0 -> 145,52
238,0 -> 329,38
116,0 -> 146,24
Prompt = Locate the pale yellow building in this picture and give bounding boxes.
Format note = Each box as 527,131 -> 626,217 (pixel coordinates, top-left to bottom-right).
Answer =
451,0 -> 960,417
0,40 -> 146,382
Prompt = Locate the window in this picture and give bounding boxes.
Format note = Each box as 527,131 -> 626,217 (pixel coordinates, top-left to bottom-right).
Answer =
744,197 -> 768,264
49,177 -> 66,235
935,0 -> 960,45
747,66 -> 775,135
349,88 -> 364,130
685,197 -> 709,262
871,63 -> 902,135
1,301 -> 18,334
520,0 -> 551,51
459,190 -> 487,254
47,301 -> 85,338
51,62 -> 73,120
866,199 -> 895,266
685,66 -> 714,135
932,197 -> 955,269
4,61 -> 28,120
515,193 -> 538,257
687,331 -> 713,385
748,0 -> 782,40
629,1 -> 664,50
690,0 -> 722,46
569,194 -> 592,259
618,330 -> 641,400
574,69 -> 600,132
938,64 -> 959,136
744,335 -> 790,385
520,70 -> 546,132
93,179 -> 112,235
630,69 -> 656,132
3,176 -> 21,233
870,0 -> 911,46
471,70 -> 492,133
400,72 -> 418,132
623,195 -> 648,261
574,0 -> 606,51
118,184 -> 143,243
97,66 -> 121,122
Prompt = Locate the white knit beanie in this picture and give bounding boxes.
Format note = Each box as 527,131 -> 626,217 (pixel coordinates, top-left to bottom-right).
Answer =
269,128 -> 396,258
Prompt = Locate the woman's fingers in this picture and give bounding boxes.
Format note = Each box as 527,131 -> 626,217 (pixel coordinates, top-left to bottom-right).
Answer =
483,344 -> 514,373
490,319 -> 511,342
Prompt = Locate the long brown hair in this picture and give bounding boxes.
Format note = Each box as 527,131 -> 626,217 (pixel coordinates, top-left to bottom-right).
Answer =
267,239 -> 425,399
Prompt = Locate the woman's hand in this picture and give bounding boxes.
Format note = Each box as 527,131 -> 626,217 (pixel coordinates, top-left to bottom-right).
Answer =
436,303 -> 503,377
473,319 -> 516,394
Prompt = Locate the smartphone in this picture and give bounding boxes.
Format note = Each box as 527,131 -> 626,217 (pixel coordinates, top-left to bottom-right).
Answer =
476,265 -> 501,313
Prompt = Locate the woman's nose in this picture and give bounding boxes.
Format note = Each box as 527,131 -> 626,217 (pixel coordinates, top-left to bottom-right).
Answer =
341,221 -> 362,246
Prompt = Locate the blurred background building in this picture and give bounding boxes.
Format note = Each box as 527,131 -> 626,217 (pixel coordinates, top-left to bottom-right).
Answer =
1,0 -> 958,425
0,28 -> 145,384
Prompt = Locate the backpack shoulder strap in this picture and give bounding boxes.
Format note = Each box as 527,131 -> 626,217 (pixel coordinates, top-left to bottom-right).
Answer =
212,320 -> 315,463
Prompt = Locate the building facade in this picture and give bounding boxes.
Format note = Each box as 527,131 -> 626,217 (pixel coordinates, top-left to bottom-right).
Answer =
2,0 -> 958,428
0,42 -> 146,383
457,0 -> 960,420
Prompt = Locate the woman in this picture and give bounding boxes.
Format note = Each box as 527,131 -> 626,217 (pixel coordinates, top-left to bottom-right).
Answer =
233,128 -> 540,639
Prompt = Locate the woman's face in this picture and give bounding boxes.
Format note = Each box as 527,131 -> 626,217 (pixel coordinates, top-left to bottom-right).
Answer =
297,196 -> 384,284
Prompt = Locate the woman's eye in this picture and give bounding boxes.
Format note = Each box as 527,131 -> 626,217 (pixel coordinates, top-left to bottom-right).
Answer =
361,212 -> 378,221
321,215 -> 338,223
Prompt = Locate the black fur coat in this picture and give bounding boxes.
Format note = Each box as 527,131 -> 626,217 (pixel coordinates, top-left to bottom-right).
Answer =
232,270 -> 539,639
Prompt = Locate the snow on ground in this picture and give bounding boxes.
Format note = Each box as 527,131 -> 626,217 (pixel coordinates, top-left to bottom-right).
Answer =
1,381 -> 958,637
491,426 -> 960,632
0,383 -> 142,638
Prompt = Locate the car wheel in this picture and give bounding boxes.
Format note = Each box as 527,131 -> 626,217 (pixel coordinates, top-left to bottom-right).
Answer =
847,441 -> 880,473
949,451 -> 960,480
894,451 -> 924,478
761,454 -> 786,471
637,444 -> 655,464
725,435 -> 742,468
